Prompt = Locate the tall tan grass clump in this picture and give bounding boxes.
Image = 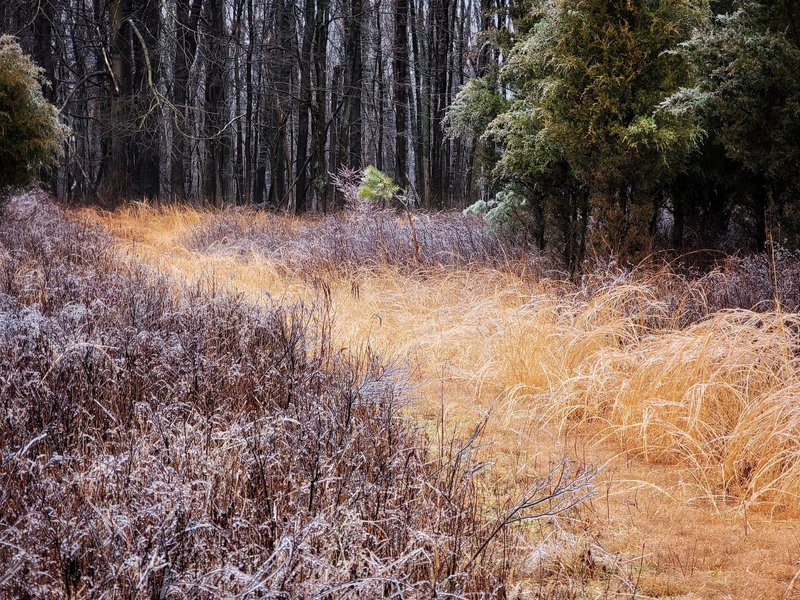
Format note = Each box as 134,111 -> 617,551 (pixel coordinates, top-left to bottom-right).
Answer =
563,311 -> 798,506
507,277 -> 800,511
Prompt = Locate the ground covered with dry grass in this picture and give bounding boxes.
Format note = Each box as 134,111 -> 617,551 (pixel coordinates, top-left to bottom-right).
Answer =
75,201 -> 800,598
173,204 -> 800,511
8,196 -> 800,597
0,194 -> 603,598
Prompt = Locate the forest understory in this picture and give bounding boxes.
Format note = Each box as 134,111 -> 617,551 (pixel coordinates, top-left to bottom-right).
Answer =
4,192 -> 800,598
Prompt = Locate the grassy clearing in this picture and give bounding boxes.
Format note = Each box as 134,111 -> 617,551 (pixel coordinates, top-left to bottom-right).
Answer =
0,195 -> 603,598
165,205 -> 800,511
84,202 -> 800,597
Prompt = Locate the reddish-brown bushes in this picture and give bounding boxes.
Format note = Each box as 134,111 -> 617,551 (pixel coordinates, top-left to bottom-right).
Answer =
0,196 -> 591,598
186,208 -> 548,276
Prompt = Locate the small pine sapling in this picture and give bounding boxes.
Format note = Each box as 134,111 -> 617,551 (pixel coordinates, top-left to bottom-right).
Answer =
357,165 -> 421,263
357,165 -> 399,208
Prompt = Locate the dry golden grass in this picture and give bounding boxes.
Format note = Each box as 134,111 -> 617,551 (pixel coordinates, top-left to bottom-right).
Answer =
84,203 -> 800,598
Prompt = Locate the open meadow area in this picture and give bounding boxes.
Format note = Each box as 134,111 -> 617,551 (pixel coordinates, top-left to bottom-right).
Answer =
5,192 -> 800,597
89,201 -> 800,598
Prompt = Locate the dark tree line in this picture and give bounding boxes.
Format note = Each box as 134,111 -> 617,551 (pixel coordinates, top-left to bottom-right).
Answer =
1,0 -> 511,210
448,0 -> 800,264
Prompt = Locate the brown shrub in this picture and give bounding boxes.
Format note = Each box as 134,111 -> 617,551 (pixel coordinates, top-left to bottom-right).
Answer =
185,207 -> 551,277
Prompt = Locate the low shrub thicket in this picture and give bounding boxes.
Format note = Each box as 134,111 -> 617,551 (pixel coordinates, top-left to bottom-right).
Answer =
186,208 -> 546,276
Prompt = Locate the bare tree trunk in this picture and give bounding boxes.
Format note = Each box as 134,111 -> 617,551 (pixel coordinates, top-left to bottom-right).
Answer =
32,0 -> 56,102
171,0 -> 202,201
204,0 -> 231,206
375,2 -> 385,171
393,0 -> 410,187
409,0 -> 428,205
312,0 -> 330,210
109,0 -> 129,195
343,0 -> 364,169
131,0 -> 160,198
330,65 -> 343,208
430,0 -> 451,208
295,0 -> 315,213
244,0 -> 255,204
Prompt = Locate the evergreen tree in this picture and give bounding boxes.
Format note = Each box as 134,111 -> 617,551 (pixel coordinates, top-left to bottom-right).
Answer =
664,0 -> 800,250
0,36 -> 65,199
451,0 -> 705,261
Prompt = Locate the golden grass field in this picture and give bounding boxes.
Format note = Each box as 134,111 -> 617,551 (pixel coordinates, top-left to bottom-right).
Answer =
84,204 -> 800,598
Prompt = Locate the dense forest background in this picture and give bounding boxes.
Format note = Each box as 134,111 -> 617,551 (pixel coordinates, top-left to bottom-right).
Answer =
3,0 -> 494,211
2,0 -> 799,262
